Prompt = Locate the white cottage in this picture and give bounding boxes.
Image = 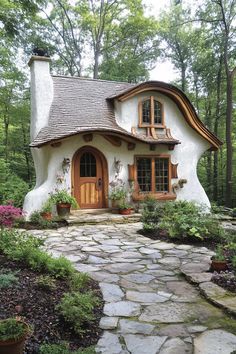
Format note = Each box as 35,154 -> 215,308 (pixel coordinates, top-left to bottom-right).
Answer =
23,54 -> 222,216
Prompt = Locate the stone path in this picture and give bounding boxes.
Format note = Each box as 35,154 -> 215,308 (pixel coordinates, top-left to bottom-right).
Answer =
29,223 -> 236,354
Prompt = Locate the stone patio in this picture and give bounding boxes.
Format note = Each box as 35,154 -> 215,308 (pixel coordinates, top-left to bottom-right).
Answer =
29,222 -> 236,354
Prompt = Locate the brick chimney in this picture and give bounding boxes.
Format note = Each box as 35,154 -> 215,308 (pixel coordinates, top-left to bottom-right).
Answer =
28,54 -> 53,141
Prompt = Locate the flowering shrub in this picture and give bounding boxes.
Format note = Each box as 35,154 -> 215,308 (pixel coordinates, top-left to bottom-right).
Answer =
0,205 -> 23,228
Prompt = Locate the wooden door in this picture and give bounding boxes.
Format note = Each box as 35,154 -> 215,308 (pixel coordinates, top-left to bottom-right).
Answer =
74,148 -> 104,208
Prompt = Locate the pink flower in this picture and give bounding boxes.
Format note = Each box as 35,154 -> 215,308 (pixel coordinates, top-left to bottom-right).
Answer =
0,205 -> 23,228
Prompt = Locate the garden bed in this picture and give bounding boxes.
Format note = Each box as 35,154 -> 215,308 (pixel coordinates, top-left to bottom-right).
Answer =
0,253 -> 103,353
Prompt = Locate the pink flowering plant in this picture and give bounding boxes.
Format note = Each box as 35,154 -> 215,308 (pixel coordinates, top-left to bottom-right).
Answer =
0,205 -> 23,228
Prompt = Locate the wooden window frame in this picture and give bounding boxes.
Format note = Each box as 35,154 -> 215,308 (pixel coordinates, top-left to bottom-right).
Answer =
139,96 -> 165,128
132,154 -> 176,201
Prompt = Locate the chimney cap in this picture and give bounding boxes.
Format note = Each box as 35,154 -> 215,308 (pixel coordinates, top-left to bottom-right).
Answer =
28,55 -> 51,67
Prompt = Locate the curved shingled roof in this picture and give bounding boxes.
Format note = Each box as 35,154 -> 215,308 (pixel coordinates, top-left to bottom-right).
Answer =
30,76 -> 222,150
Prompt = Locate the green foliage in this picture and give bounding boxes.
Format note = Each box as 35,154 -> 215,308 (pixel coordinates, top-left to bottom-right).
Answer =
0,318 -> 27,341
0,160 -> 29,208
142,201 -> 225,241
0,269 -> 18,289
69,272 -> 90,291
41,199 -> 53,213
118,201 -> 132,210
109,187 -> 127,201
56,291 -> 100,334
46,256 -> 75,279
49,190 -> 78,208
35,275 -> 56,291
39,343 -> 95,354
0,229 -> 74,278
213,245 -> 226,261
29,211 -> 58,229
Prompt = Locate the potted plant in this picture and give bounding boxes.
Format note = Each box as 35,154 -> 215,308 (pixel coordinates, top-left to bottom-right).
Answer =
40,200 -> 52,221
0,318 -> 30,354
118,201 -> 133,215
211,245 -> 228,272
109,187 -> 127,209
50,189 -> 78,217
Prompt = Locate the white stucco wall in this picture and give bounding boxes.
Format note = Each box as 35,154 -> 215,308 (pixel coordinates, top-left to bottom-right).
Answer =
24,65 -> 212,216
114,91 -> 211,207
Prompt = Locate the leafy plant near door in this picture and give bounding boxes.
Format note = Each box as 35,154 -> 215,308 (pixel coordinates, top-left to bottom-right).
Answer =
49,189 -> 78,217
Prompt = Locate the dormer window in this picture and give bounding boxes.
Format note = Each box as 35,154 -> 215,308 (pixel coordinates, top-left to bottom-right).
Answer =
139,96 -> 164,127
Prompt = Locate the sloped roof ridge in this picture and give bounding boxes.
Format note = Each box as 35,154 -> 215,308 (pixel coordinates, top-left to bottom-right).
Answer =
52,74 -> 136,86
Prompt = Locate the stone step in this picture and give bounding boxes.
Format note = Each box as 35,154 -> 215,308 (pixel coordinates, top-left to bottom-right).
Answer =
67,211 -> 141,225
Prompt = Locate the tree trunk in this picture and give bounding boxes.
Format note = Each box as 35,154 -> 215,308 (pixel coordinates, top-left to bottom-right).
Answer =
213,55 -> 223,202
225,71 -> 233,207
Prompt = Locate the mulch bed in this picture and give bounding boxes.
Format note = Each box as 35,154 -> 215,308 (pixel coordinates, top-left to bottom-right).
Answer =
0,254 -> 103,354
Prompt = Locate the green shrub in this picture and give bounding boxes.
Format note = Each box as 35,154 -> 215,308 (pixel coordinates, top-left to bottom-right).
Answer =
141,200 -> 225,242
0,269 -> 18,288
56,291 -> 100,334
0,229 -> 44,257
47,256 -> 75,278
35,275 -> 56,291
29,211 -> 58,229
0,318 -> 27,341
0,174 -> 29,208
69,272 -> 90,291
39,343 -> 95,354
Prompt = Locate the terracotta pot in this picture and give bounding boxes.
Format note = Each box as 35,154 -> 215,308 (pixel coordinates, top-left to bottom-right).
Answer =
119,208 -> 132,215
56,203 -> 71,217
211,259 -> 228,272
0,322 -> 29,354
111,199 -> 125,209
40,212 -> 52,221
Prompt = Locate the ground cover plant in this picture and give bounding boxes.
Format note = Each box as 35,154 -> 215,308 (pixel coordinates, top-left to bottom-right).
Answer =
141,199 -> 236,292
0,228 -> 103,353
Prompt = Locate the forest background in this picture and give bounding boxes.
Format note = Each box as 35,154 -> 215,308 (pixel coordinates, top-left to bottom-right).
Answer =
0,0 -> 235,208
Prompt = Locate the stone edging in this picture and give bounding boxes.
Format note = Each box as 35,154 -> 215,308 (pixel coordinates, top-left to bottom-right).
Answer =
181,269 -> 236,317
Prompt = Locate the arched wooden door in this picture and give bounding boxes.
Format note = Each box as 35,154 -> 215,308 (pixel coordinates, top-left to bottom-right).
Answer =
73,147 -> 107,209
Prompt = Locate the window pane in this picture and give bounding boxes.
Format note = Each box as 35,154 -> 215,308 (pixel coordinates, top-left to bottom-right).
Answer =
154,100 -> 162,124
142,100 -> 151,124
155,158 -> 169,192
137,158 -> 151,192
80,152 -> 96,177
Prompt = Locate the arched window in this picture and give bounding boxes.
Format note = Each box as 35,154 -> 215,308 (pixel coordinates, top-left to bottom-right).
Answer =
80,152 -> 96,177
139,96 -> 164,127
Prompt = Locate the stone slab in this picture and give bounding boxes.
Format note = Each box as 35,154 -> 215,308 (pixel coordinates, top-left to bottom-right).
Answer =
104,301 -> 141,317
124,334 -> 167,354
100,282 -> 124,302
99,317 -> 119,329
119,319 -> 155,335
194,329 -> 236,354
159,338 -> 192,354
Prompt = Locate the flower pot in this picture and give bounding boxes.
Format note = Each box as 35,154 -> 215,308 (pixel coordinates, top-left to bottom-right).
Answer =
56,203 -> 71,217
111,199 -> 125,209
211,259 -> 228,272
0,322 -> 29,354
40,212 -> 52,221
119,208 -> 132,215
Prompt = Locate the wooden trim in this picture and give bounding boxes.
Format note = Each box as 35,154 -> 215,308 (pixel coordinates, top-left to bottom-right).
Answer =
128,164 -> 135,181
116,84 -> 222,150
127,142 -> 136,150
132,192 -> 176,201
72,146 -> 108,208
138,96 -> 165,129
134,154 -> 172,198
51,142 -> 62,148
83,134 -> 93,142
103,135 -> 122,146
171,163 -> 178,178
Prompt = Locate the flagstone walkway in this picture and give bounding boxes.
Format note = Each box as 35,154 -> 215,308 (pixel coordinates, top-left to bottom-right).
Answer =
30,223 -> 236,354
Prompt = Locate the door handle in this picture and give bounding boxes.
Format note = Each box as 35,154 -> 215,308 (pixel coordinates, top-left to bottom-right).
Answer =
96,178 -> 103,190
